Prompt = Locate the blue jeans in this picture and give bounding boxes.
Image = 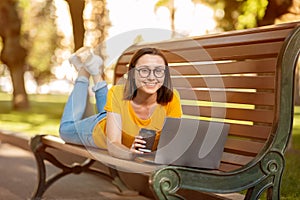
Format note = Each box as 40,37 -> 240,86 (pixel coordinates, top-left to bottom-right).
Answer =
59,76 -> 107,147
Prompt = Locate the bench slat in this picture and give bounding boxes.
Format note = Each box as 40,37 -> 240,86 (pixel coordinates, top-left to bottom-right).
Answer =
224,138 -> 265,156
170,58 -> 277,76
191,28 -> 293,47
41,136 -> 157,173
182,105 -> 274,124
162,42 -> 283,63
178,90 -> 275,106
125,23 -> 297,52
114,64 -> 128,76
221,152 -> 254,166
172,76 -> 275,90
228,124 -> 271,140
117,41 -> 282,64
218,162 -> 242,172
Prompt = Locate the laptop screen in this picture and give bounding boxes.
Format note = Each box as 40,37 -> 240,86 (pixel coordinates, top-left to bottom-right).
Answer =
154,117 -> 229,169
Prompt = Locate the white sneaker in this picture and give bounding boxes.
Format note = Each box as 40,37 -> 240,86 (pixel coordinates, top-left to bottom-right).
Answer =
69,47 -> 93,71
69,53 -> 84,71
84,53 -> 104,75
69,47 -> 103,75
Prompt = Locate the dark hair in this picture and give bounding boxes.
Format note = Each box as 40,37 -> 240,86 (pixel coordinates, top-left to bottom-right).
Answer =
123,47 -> 173,104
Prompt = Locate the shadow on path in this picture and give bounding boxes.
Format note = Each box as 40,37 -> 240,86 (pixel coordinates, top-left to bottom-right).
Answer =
0,143 -> 151,200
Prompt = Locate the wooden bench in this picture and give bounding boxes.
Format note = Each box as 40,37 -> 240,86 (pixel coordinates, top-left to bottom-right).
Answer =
29,21 -> 300,200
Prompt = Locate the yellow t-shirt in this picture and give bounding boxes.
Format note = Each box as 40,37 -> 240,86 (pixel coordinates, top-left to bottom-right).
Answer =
92,85 -> 182,149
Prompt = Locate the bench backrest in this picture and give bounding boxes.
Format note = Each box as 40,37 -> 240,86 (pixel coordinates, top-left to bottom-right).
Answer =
113,22 -> 299,172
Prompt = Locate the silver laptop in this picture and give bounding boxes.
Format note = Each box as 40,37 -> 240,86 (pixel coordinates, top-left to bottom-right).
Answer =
140,117 -> 229,169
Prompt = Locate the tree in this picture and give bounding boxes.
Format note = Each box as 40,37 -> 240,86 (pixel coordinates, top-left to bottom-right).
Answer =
22,0 -> 57,86
258,0 -> 292,26
192,0 -> 300,31
192,0 -> 269,31
154,0 -> 176,38
0,0 -> 110,110
65,0 -> 85,51
0,0 -> 58,110
0,0 -> 28,110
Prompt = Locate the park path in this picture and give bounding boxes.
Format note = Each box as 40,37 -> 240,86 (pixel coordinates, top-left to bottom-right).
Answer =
0,142 -> 152,200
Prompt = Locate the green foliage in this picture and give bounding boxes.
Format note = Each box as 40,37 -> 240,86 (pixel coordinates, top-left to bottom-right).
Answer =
281,151 -> 300,199
193,0 -> 269,31
237,0 -> 268,29
18,0 -> 57,83
155,0 -> 173,10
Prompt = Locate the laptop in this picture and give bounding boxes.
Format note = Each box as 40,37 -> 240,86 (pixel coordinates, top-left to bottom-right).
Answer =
139,117 -> 229,169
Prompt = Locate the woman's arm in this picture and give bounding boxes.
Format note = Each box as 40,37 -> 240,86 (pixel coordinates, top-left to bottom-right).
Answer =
106,112 -> 143,160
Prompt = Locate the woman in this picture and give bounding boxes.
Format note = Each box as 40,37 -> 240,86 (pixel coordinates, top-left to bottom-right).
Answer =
59,47 -> 182,160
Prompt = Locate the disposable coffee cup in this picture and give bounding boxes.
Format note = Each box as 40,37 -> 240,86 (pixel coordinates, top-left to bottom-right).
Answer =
138,128 -> 156,153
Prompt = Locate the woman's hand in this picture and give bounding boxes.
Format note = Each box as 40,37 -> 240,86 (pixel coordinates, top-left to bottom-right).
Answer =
130,135 -> 147,154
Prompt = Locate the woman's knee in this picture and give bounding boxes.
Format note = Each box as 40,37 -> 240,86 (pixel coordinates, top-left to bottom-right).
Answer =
59,121 -> 96,147
59,123 -> 75,139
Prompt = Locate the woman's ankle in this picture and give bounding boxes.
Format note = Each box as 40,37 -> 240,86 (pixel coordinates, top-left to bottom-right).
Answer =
92,74 -> 104,84
78,68 -> 90,79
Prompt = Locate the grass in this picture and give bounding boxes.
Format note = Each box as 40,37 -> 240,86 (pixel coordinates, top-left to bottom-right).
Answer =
0,92 -> 67,136
281,106 -> 300,199
0,92 -> 299,199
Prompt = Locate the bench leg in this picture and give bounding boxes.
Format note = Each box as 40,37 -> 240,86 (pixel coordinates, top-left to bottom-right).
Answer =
29,135 -> 138,199
245,176 -> 281,200
109,167 -> 139,196
245,151 -> 284,200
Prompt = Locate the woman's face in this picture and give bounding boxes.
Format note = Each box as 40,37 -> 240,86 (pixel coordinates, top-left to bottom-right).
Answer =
134,54 -> 166,95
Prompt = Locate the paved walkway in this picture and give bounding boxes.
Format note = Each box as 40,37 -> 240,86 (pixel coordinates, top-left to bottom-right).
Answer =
0,143 -> 152,200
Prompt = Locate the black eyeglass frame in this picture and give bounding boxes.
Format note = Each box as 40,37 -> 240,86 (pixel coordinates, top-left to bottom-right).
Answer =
135,67 -> 166,78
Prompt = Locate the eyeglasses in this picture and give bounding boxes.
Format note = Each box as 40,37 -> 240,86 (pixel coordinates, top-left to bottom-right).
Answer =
135,67 -> 166,78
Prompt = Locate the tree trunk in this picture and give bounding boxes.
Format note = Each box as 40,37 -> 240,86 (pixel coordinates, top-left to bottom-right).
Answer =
169,0 -> 176,38
0,0 -> 29,110
10,60 -> 28,109
258,0 -> 292,26
65,0 -> 85,50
